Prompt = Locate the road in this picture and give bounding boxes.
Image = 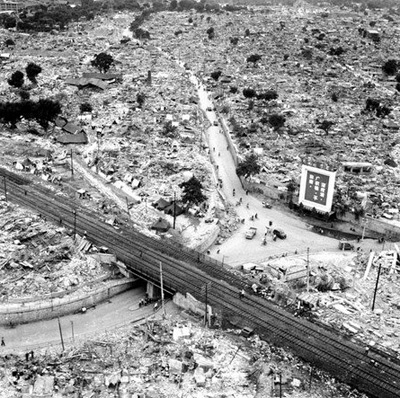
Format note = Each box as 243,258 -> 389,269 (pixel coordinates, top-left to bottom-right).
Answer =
193,78 -> 339,267
0,287 -> 173,354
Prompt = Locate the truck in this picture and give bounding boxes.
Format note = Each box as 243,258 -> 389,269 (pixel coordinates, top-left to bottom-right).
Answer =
245,227 -> 257,239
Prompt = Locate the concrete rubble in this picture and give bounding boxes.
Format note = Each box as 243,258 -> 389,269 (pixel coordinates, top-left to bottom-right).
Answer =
0,201 -> 121,301
0,315 -> 368,398
241,249 -> 400,357
144,4 -> 400,222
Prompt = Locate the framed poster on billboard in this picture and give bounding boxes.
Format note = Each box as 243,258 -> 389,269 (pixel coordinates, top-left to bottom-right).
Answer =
298,164 -> 336,213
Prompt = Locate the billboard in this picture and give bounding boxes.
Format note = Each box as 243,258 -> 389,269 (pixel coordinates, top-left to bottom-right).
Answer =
299,164 -> 336,213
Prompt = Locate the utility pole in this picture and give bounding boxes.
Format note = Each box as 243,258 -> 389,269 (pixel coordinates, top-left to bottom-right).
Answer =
173,191 -> 177,229
204,282 -> 208,326
58,317 -> 65,352
372,263 -> 382,311
70,321 -> 75,344
3,177 -> 7,202
362,221 -> 366,241
306,247 -> 310,292
159,261 -> 165,318
96,131 -> 101,173
70,148 -> 74,177
126,197 -> 130,216
73,210 -> 77,241
201,282 -> 212,326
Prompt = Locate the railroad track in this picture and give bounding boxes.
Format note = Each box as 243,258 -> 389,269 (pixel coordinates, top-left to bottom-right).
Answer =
1,168 -> 399,398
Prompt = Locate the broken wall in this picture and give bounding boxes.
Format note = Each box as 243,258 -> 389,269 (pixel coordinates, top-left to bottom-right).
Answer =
0,278 -> 138,326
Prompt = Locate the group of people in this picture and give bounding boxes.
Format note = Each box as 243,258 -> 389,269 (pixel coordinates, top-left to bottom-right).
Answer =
139,293 -> 153,308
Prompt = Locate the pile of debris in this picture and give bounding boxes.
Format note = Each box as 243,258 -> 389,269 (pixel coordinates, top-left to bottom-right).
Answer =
0,314 -> 368,398
242,249 -> 400,356
0,201 -> 112,300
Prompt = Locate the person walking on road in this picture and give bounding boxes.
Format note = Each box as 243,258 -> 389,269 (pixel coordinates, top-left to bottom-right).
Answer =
1,337 -> 5,346
233,188 -> 235,197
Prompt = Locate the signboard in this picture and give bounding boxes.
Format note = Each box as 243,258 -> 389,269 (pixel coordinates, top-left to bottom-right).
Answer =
299,164 -> 336,213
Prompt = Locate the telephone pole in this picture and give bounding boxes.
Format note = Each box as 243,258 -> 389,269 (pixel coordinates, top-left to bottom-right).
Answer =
372,263 -> 382,311
306,247 -> 310,292
58,317 -> 65,352
70,148 -> 74,177
173,191 -> 177,229
160,262 -> 165,318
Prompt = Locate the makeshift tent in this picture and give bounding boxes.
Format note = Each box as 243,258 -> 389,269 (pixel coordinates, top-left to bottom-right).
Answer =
152,197 -> 171,210
151,218 -> 171,233
164,203 -> 184,216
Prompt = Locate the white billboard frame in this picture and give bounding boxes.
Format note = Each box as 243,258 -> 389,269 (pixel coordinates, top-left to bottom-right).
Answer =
299,164 -> 336,213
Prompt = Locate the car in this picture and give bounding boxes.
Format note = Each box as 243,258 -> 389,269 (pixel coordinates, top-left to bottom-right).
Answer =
206,107 -> 212,111
273,228 -> 287,239
338,240 -> 354,250
245,227 -> 257,239
262,201 -> 272,209
213,120 -> 218,126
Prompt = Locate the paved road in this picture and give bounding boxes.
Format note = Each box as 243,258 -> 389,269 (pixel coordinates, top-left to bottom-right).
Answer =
194,81 -> 340,267
0,287 -> 172,354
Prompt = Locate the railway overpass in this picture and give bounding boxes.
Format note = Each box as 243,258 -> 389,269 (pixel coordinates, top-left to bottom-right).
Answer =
1,167 -> 399,398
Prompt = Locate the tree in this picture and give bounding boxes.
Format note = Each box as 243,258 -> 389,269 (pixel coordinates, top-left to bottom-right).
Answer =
206,27 -> 214,39
91,52 -> 114,73
257,90 -> 278,101
136,92 -> 145,108
269,114 -> 285,130
8,71 -> 24,88
169,0 -> 177,10
135,28 -> 150,39
80,102 -> 92,113
229,86 -> 238,94
19,99 -> 36,121
328,46 -> 345,56
0,102 -> 22,128
365,98 -> 391,118
242,88 -> 257,99
179,176 -> 207,206
246,54 -> 261,64
5,38 -> 14,47
316,119 -> 335,134
19,90 -> 30,101
244,28 -> 250,37
161,120 -> 178,138
236,153 -> 260,179
210,70 -> 222,81
230,37 -> 239,45
25,62 -> 42,84
382,59 -> 397,75
34,99 -> 61,130
286,179 -> 297,203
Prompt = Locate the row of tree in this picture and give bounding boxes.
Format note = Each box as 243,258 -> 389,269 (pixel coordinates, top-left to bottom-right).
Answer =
8,63 -> 42,88
0,99 -> 61,130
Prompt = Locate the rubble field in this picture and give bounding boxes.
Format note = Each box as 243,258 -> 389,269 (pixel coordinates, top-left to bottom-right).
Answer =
0,200 -> 123,301
145,3 -> 400,218
0,2 -> 399,397
243,249 -> 400,357
0,313 -> 368,398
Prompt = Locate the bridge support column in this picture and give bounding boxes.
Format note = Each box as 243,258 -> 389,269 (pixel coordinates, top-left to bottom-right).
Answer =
146,282 -> 161,299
